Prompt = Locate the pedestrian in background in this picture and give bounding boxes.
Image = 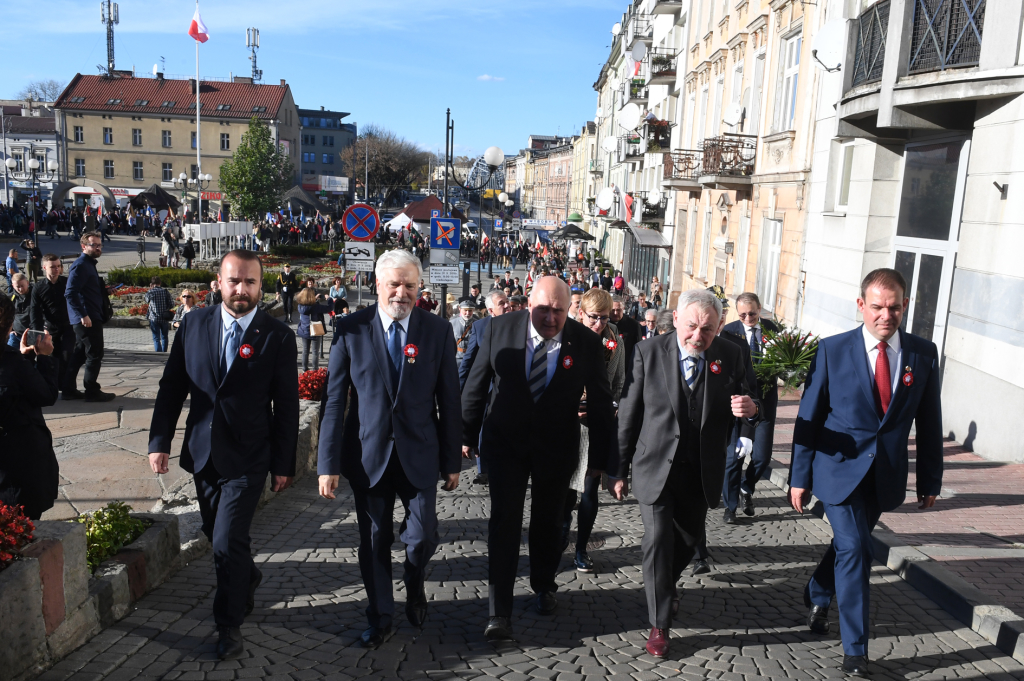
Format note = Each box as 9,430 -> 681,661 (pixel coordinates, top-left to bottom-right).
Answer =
9,274 -> 31,347
144,276 -> 174,353
19,238 -> 42,283
295,285 -> 332,372
5,249 -> 18,291
30,254 -> 74,395
64,232 -> 114,402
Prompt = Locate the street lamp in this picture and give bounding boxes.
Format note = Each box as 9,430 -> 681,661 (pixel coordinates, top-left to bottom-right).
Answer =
6,156 -> 58,228
173,171 -> 212,224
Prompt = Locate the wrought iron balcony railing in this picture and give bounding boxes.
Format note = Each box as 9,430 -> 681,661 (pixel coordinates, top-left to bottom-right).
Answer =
908,0 -> 985,74
618,131 -> 648,163
645,120 -> 672,153
852,0 -> 889,86
625,14 -> 652,49
701,134 -> 757,177
663,150 -> 704,183
620,78 -> 650,108
589,159 -> 604,174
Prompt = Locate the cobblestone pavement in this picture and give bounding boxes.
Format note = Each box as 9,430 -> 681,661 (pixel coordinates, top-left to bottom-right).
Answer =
35,462 -> 1024,681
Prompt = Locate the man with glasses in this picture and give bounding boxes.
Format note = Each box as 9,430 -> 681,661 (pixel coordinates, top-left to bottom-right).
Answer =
641,309 -> 658,340
64,232 -> 114,402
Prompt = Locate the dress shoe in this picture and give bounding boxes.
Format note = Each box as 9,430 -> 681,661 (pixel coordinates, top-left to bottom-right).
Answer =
84,390 -> 115,402
842,655 -> 870,677
645,627 -> 669,657
62,389 -> 85,401
216,626 -> 244,660
406,584 -> 428,627
740,491 -> 755,516
484,616 -> 513,641
807,604 -> 830,635
723,508 -> 737,524
573,550 -> 595,573
535,591 -> 557,616
472,473 -> 489,485
691,559 -> 711,576
360,624 -> 393,649
245,568 -> 262,616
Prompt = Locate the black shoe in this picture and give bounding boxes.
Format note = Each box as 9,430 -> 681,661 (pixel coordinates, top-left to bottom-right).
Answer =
216,626 -> 244,660
740,491 -> 755,516
62,389 -> 85,401
535,591 -> 557,616
573,550 -> 595,573
360,624 -> 393,649
245,568 -> 262,616
406,583 -> 428,627
842,655 -> 870,677
807,604 -> 830,635
472,473 -> 489,485
691,559 -> 711,576
723,508 -> 737,524
484,616 -> 513,641
84,390 -> 115,402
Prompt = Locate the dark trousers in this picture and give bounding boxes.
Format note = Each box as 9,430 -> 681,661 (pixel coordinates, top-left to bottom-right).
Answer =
639,460 -> 708,628
807,469 -> 882,657
722,419 -> 775,511
194,461 -> 265,628
149,320 -> 169,352
300,336 -> 322,372
487,449 -> 574,618
67,322 -> 104,394
562,474 -> 600,552
52,325 -> 75,393
352,452 -> 439,628
281,295 -> 294,322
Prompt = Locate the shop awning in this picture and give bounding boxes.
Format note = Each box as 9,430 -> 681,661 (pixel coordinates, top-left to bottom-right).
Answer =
628,224 -> 671,248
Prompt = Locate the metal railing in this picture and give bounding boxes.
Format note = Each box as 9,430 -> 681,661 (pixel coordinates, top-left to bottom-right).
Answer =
663,149 -> 704,182
625,14 -> 652,47
908,0 -> 985,74
852,0 -> 890,86
618,130 -> 648,163
701,134 -> 757,177
620,79 -> 650,108
647,48 -> 678,84
589,159 -> 604,174
646,121 -> 672,153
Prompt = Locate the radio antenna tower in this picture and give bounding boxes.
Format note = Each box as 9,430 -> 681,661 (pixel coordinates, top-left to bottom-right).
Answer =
246,28 -> 262,82
100,1 -> 119,75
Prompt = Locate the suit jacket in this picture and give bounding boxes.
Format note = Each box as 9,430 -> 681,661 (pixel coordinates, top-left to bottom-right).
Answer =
459,315 -> 491,391
614,314 -> 642,360
715,330 -> 758,441
615,332 -> 761,507
789,327 -> 943,512
149,305 -> 300,479
462,310 -> 615,473
722,318 -> 780,421
317,305 -> 462,490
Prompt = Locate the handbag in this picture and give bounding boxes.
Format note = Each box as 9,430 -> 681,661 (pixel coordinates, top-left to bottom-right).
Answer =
309,321 -> 326,337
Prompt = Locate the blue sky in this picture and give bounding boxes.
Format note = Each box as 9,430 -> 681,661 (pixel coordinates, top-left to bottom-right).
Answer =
3,0 -> 624,159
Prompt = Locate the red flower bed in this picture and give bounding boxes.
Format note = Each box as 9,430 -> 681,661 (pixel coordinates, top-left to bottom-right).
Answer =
0,504 -> 35,571
308,262 -> 343,273
111,286 -> 148,297
298,368 -> 329,401
194,289 -> 210,302
127,303 -> 149,316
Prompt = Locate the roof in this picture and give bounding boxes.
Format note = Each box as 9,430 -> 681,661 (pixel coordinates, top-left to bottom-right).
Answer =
297,108 -> 350,119
6,117 -> 56,135
282,185 -> 329,213
54,73 -> 290,120
399,196 -> 467,222
1,105 -> 22,116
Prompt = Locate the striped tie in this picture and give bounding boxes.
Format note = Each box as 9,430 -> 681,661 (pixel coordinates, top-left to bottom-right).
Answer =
528,340 -> 548,402
684,357 -> 701,388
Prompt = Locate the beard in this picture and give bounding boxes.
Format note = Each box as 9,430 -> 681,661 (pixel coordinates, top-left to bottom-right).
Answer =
226,293 -> 258,315
384,297 -> 413,321
681,339 -> 705,358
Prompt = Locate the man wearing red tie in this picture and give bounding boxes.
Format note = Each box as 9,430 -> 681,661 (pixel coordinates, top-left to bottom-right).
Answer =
789,268 -> 943,677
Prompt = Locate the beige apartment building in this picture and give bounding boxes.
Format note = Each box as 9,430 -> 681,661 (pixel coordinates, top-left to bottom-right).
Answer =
544,143 -> 574,225
570,122 -> 597,219
54,71 -> 299,217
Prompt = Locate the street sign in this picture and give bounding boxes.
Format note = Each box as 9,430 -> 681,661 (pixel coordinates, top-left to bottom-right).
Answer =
430,217 -> 461,250
561,221 -> 567,227
431,209 -> 440,218
348,260 -> 374,272
340,241 -> 374,262
511,219 -> 522,229
513,210 -> 521,218
429,249 -> 460,266
341,203 -> 381,242
522,218 -> 557,228
429,266 -> 460,284
495,219 -> 503,231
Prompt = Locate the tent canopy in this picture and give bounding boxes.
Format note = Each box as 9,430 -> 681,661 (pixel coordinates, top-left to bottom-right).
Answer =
550,223 -> 596,241
282,185 -> 329,214
399,195 -> 467,222
128,184 -> 182,211
384,213 -> 413,232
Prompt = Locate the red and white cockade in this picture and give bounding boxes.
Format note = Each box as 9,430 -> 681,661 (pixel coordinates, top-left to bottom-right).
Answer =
404,343 -> 419,364
238,344 -> 254,359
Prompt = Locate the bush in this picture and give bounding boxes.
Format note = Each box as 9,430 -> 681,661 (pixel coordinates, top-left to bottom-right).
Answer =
107,267 -> 213,288
0,504 -> 34,571
270,243 -> 331,258
76,501 -> 149,572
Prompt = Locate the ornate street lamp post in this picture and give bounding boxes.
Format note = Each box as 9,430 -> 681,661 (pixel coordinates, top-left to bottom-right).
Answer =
5,156 -> 59,231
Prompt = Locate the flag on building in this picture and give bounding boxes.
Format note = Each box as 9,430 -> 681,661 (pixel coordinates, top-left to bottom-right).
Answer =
188,8 -> 209,43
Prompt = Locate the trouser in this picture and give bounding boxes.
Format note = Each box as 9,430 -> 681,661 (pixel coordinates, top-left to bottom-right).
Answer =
807,468 -> 882,657
149,320 -> 169,352
52,325 -> 75,393
722,419 -> 775,511
281,295 -> 294,322
67,322 -> 104,394
639,459 -> 708,628
194,461 -> 265,628
26,260 -> 38,283
300,336 -> 322,372
351,452 -> 439,628
487,447 -> 574,618
562,474 -> 600,552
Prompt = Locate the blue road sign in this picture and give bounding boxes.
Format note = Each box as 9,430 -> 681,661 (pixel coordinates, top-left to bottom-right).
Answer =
431,209 -> 440,218
495,219 -> 503,230
430,217 -> 461,250
341,203 -> 381,242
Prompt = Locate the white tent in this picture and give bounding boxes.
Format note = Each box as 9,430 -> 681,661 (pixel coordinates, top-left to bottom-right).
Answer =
385,213 -> 413,232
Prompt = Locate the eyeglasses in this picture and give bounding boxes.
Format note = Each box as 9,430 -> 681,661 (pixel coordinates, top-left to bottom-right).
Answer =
737,312 -> 759,319
584,312 -> 609,322
182,295 -> 193,299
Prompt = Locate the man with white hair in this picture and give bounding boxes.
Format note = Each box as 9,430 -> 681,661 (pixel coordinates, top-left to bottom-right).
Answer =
318,249 -> 462,648
612,289 -> 760,658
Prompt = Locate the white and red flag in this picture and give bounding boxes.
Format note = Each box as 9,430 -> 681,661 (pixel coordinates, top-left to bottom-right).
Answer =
188,8 -> 209,43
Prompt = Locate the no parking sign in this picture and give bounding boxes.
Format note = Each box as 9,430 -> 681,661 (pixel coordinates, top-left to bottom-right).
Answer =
341,203 -> 381,242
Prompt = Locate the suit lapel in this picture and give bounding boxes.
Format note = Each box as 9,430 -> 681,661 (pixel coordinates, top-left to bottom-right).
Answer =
207,308 -> 222,382
395,308 -> 420,395
701,341 -> 723,430
659,333 -> 683,424
850,326 -> 880,423
882,330 -> 914,427
219,309 -> 264,389
369,304 -> 396,403
545,322 -> 575,395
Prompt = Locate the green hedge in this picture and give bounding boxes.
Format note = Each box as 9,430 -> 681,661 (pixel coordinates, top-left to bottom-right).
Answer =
270,243 -> 334,258
106,267 -> 214,288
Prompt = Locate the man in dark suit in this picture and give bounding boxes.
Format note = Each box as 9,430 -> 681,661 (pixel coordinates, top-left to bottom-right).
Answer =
612,289 -> 759,657
721,292 -> 781,522
463,276 -> 615,641
610,296 -> 641,359
790,268 -> 943,677
640,308 -> 658,341
148,249 -> 299,660
318,249 -> 462,648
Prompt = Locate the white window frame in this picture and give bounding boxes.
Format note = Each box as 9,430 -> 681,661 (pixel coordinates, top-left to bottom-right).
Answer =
781,34 -> 802,131
757,217 -> 783,313
836,142 -> 855,209
698,87 -> 709,144
133,161 -> 144,181
74,158 -> 85,177
699,208 -> 712,279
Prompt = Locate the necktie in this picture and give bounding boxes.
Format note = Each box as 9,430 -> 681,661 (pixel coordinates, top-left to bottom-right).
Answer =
387,321 -> 403,389
749,327 -> 761,364
221,321 -> 242,379
528,340 -> 547,402
682,356 -> 701,389
875,341 -> 891,415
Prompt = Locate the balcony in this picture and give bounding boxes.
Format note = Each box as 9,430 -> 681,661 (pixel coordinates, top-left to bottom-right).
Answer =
699,134 -> 757,190
618,132 -> 647,163
625,14 -> 653,50
651,0 -> 684,15
635,192 -> 667,224
588,159 -> 604,174
662,149 -> 704,190
620,78 -> 650,108
646,49 -> 678,86
851,0 -> 889,87
907,0 -> 985,75
645,119 -> 672,154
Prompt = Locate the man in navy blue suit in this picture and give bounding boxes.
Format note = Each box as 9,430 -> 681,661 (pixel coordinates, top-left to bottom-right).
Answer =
318,249 -> 462,649
149,249 -> 299,660
790,268 -> 943,677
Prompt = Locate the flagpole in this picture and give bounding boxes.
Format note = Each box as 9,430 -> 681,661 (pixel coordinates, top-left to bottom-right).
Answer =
195,0 -> 201,225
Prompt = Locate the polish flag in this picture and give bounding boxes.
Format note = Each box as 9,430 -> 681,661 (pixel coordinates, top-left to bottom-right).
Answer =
188,8 -> 209,43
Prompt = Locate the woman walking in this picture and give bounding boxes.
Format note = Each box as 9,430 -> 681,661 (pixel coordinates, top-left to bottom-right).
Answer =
295,283 -> 332,372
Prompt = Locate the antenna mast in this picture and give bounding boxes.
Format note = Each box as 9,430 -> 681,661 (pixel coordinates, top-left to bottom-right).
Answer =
100,1 -> 119,75
246,28 -> 262,82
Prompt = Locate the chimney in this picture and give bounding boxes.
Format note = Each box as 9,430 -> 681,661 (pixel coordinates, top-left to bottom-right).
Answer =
280,79 -> 286,86
320,106 -> 324,111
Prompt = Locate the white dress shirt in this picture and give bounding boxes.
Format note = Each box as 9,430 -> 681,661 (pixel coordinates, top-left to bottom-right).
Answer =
220,303 -> 258,357
743,323 -> 762,347
862,324 -> 901,392
526,322 -> 563,390
377,304 -> 411,346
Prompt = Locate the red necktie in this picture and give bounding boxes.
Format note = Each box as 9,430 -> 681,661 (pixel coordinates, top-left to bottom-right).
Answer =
875,341 -> 891,415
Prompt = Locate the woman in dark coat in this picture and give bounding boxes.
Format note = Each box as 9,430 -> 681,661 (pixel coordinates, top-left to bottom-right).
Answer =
294,282 -> 333,372
0,295 -> 59,519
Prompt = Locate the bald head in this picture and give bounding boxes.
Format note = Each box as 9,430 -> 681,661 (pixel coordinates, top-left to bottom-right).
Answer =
528,275 -> 571,339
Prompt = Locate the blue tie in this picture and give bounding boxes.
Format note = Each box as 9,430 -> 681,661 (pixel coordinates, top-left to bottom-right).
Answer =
749,327 -> 761,364
387,321 -> 403,389
681,356 -> 701,389
221,321 -> 242,379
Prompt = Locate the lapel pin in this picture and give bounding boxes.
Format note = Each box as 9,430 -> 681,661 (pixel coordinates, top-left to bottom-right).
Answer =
709,359 -> 722,375
562,356 -> 573,369
404,343 -> 419,364
902,370 -> 914,387
238,344 -> 254,359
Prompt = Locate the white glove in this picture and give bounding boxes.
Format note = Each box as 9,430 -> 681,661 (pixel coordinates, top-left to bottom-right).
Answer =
736,437 -> 753,459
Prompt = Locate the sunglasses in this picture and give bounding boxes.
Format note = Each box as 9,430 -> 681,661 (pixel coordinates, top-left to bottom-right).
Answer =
182,295 -> 194,299
737,312 -> 759,319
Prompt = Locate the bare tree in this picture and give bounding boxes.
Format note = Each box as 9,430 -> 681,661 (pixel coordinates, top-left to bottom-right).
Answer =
16,79 -> 67,102
352,125 -> 430,206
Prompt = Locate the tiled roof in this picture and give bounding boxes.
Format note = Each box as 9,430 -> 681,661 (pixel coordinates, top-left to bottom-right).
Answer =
55,73 -> 289,119
7,117 -> 56,135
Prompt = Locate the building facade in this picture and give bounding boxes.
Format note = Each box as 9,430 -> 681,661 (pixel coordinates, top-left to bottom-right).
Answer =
544,143 -> 574,225
1,100 -> 60,209
298,106 -> 356,202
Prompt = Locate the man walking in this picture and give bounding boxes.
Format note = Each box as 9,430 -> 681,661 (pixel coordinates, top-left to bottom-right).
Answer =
450,300 -> 476,363
275,263 -> 299,323
30,254 -> 74,394
148,249 -> 299,660
64,232 -> 114,402
318,249 -> 462,648
790,268 -> 943,676
462,276 -> 614,641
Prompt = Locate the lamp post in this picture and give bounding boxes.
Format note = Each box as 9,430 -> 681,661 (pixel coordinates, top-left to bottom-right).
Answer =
5,156 -> 59,230
173,171 -> 212,256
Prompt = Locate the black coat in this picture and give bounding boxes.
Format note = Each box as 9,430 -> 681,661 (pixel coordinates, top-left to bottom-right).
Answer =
722,319 -> 780,421
0,345 -> 59,519
12,288 -> 31,336
31,276 -> 70,332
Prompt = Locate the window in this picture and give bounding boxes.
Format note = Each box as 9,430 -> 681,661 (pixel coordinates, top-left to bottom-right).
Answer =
106,98 -> 122,105
216,104 -> 232,110
749,54 -> 765,135
133,161 -> 144,181
712,78 -> 724,137
757,218 -> 783,313
251,106 -> 266,113
302,134 -> 316,146
191,131 -> 197,149
302,152 -> 316,163
697,87 -> 708,144
779,34 -> 802,131
75,159 -> 85,177
162,163 -> 173,182
73,126 -> 84,143
132,128 -> 142,146
187,102 -> 204,110
103,160 -> 114,179
220,133 -> 230,151
161,101 -> 176,108
730,63 -> 744,131
323,135 -> 334,147
36,155 -> 46,170
685,207 -> 697,274
161,130 -> 171,148
69,96 -> 85,103
322,153 -> 334,164
10,154 -> 23,172
103,127 -> 113,144
698,208 -> 712,279
837,143 -> 855,208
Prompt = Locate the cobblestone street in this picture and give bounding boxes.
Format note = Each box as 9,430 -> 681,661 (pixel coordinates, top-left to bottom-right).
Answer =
35,461 -> 1024,681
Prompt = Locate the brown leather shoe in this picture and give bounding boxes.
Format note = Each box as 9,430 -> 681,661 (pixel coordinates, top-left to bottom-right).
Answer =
645,627 -> 669,657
